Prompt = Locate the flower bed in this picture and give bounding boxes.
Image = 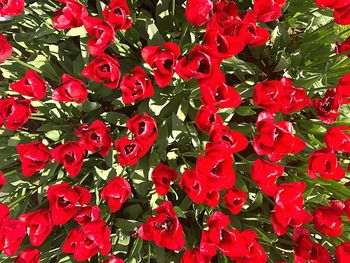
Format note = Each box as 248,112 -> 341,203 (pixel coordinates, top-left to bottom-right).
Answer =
1,0 -> 350,262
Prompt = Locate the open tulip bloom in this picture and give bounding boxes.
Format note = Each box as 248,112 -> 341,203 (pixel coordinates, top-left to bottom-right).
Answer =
2,0 -> 350,262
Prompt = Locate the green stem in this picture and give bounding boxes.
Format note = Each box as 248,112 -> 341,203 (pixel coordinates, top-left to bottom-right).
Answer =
10,56 -> 57,81
9,189 -> 38,209
10,56 -> 43,74
148,242 -> 151,263
179,22 -> 190,47
30,116 -> 46,121
172,0 -> 176,18
120,166 -> 127,177
340,27 -> 350,36
77,172 -> 90,185
177,150 -> 190,169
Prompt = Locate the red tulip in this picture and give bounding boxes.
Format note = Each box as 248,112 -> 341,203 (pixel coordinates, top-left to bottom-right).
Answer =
223,188 -> 247,215
293,227 -> 332,263
83,17 -> 115,56
63,220 -> 111,262
343,198 -> 350,223
0,33 -> 13,63
336,242 -> 350,263
51,141 -> 85,177
10,70 -> 48,100
47,182 -> 91,225
0,98 -> 32,131
253,112 -> 305,162
181,248 -> 208,263
251,159 -> 284,196
270,182 -> 312,236
334,5 -> 350,25
179,168 -> 207,204
52,0 -> 88,30
102,0 -> 132,30
141,42 -> 180,88
100,177 -> 131,213
212,1 -> 239,31
82,53 -> 121,88
0,0 -> 24,16
254,0 -> 286,22
313,88 -> 342,124
126,112 -> 158,145
254,77 -> 310,114
279,77 -> 311,114
336,36 -> 350,56
76,120 -> 112,156
324,126 -> 350,152
0,203 -> 9,223
19,209 -> 54,246
151,163 -> 178,196
0,171 -> 5,190
200,211 -> 230,257
307,149 -> 345,180
74,205 -> 101,225
14,248 -> 40,263
185,0 -> 213,27
315,0 -> 350,9
196,148 -> 235,191
254,80 -> 282,113
237,11 -> 270,47
114,136 -> 145,166
0,218 -> 26,256
204,190 -> 220,208
176,45 -> 222,82
195,105 -> 223,133
203,20 -> 245,59
336,72 -> 350,103
138,201 -> 185,251
200,81 -> 241,108
313,201 -> 344,237
200,211 -> 267,261
206,124 -> 248,154
16,142 -> 50,177
52,74 -> 88,104
120,66 -> 154,104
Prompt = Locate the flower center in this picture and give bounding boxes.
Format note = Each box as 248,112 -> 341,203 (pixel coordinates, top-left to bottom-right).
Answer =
65,152 -> 76,163
114,7 -> 123,15
57,196 -> 70,208
216,35 -> 228,53
158,217 -> 173,231
125,144 -> 136,154
99,64 -> 110,72
197,59 -> 210,74
163,59 -> 173,71
209,114 -> 216,124
138,121 -> 146,135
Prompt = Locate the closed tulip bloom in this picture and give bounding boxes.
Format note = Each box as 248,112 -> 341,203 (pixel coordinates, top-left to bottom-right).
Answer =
52,74 -> 88,104
16,142 -> 50,177
0,33 -> 13,63
100,177 -> 131,213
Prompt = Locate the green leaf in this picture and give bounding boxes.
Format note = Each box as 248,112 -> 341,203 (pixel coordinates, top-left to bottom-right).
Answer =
235,106 -> 256,116
103,112 -> 129,126
126,238 -> 143,263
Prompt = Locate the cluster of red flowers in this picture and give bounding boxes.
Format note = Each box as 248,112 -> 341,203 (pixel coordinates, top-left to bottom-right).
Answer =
0,0 -> 156,261
182,0 -> 281,261
325,0 -> 350,54
316,0 -> 350,24
0,174 -> 131,262
1,0 -> 350,262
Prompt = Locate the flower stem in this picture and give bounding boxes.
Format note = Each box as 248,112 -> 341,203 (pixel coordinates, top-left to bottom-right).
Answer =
10,56 -> 43,75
